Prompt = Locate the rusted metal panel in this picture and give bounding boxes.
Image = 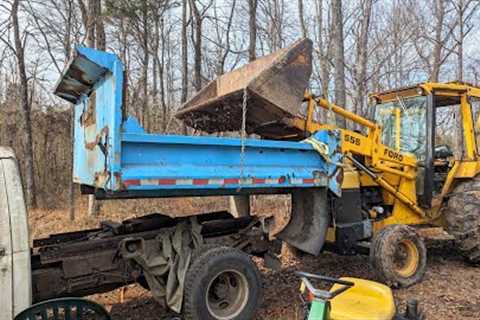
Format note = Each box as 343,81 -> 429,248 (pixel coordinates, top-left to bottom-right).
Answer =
54,52 -> 108,104
54,46 -> 124,190
175,38 -> 313,135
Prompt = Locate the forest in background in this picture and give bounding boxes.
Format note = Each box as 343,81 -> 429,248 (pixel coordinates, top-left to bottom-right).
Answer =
0,0 -> 479,209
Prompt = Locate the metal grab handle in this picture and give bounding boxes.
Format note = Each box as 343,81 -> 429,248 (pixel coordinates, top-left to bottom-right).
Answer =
295,271 -> 354,300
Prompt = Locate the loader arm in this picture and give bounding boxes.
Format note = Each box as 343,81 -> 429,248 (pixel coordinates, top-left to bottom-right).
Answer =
286,94 -> 425,217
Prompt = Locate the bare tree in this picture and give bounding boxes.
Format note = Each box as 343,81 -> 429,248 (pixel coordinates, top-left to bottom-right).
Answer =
331,0 -> 347,127
352,0 -> 373,119
260,0 -> 286,51
451,0 -> 479,81
209,1 -> 237,76
2,0 -> 480,212
297,0 -> 307,38
79,0 -> 106,215
11,0 -> 37,208
95,0 -> 105,50
314,0 -> 331,98
414,0 -> 457,82
248,0 -> 258,61
189,0 -> 212,91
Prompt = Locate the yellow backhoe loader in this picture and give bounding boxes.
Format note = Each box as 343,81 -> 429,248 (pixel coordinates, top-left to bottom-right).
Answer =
176,38 -> 480,288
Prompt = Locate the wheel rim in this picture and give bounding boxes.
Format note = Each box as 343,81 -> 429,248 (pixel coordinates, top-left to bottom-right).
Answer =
206,270 -> 249,320
394,239 -> 419,278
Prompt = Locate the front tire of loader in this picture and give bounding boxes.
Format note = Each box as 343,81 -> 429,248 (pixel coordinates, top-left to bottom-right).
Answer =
370,225 -> 427,287
445,178 -> 480,264
183,246 -> 262,320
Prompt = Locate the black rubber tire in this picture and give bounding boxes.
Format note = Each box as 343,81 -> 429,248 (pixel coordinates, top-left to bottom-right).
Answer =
445,177 -> 480,264
183,246 -> 262,320
370,225 -> 427,287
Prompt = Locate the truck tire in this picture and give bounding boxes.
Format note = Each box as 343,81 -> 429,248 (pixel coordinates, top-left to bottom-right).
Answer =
370,225 -> 427,287
183,246 -> 261,320
445,177 -> 480,264
0,148 -> 32,319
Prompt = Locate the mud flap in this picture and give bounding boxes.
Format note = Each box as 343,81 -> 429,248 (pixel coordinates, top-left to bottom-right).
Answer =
277,188 -> 329,256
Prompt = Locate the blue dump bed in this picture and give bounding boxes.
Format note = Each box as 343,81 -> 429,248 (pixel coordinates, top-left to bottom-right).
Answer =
54,47 -> 342,199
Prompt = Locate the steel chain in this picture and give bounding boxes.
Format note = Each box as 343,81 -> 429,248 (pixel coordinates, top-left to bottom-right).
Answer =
240,88 -> 248,185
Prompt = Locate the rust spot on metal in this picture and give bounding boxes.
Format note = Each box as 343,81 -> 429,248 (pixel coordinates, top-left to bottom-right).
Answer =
85,126 -> 109,150
94,170 -> 110,188
54,51 -> 109,104
69,63 -> 93,86
80,91 -> 96,127
114,172 -> 126,190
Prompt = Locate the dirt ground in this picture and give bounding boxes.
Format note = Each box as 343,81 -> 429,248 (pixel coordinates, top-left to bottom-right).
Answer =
30,203 -> 480,320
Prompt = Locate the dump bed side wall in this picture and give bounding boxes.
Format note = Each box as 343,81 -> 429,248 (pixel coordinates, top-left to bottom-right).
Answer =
57,47 -> 341,198
71,50 -> 124,191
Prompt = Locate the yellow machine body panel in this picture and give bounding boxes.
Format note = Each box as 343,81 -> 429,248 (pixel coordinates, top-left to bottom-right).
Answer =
329,277 -> 396,320
296,82 -> 480,234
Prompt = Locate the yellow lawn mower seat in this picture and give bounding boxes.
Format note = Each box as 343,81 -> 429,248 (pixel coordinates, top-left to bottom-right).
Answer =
329,277 -> 396,320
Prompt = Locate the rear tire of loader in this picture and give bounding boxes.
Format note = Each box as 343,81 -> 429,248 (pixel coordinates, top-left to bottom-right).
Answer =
445,178 -> 480,264
183,246 -> 262,320
370,225 -> 427,288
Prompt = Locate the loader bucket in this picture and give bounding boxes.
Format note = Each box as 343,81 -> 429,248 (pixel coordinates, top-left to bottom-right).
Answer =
176,38 -> 313,135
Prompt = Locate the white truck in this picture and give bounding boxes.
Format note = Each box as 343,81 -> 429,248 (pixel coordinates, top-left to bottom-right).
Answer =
0,147 -> 32,319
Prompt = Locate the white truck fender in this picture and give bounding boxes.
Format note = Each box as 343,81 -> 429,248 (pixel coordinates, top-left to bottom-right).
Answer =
0,147 -> 31,319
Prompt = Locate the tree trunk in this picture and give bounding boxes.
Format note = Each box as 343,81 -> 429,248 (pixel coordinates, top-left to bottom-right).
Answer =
86,0 -> 96,47
331,0 -> 347,127
297,0 -> 307,38
430,0 -> 445,82
181,0 -> 189,134
189,0 -> 203,91
95,0 -> 106,50
69,109 -> 75,221
12,0 -> 37,208
454,0 -> 465,160
141,1 -> 149,130
248,0 -> 258,61
457,0 -> 464,81
84,0 -> 105,216
354,0 -> 373,120
65,0 -> 73,59
315,0 -> 330,97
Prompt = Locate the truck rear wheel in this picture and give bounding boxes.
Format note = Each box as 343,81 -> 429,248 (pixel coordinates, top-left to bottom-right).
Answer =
445,178 -> 480,264
183,246 -> 261,320
370,225 -> 427,287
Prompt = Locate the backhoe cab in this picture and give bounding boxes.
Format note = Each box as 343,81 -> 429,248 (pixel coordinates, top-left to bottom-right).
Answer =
370,82 -> 480,209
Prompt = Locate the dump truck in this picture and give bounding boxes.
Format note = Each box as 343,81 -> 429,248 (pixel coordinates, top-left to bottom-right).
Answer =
177,37 -> 480,288
1,45 -> 343,320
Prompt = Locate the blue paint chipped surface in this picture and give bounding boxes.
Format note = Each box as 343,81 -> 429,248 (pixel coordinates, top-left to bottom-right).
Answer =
54,47 -> 343,198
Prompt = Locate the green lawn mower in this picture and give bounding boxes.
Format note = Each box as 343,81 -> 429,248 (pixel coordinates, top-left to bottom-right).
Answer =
296,271 -> 425,320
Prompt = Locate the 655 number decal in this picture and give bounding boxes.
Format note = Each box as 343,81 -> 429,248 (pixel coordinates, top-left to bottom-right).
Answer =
344,134 -> 361,146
